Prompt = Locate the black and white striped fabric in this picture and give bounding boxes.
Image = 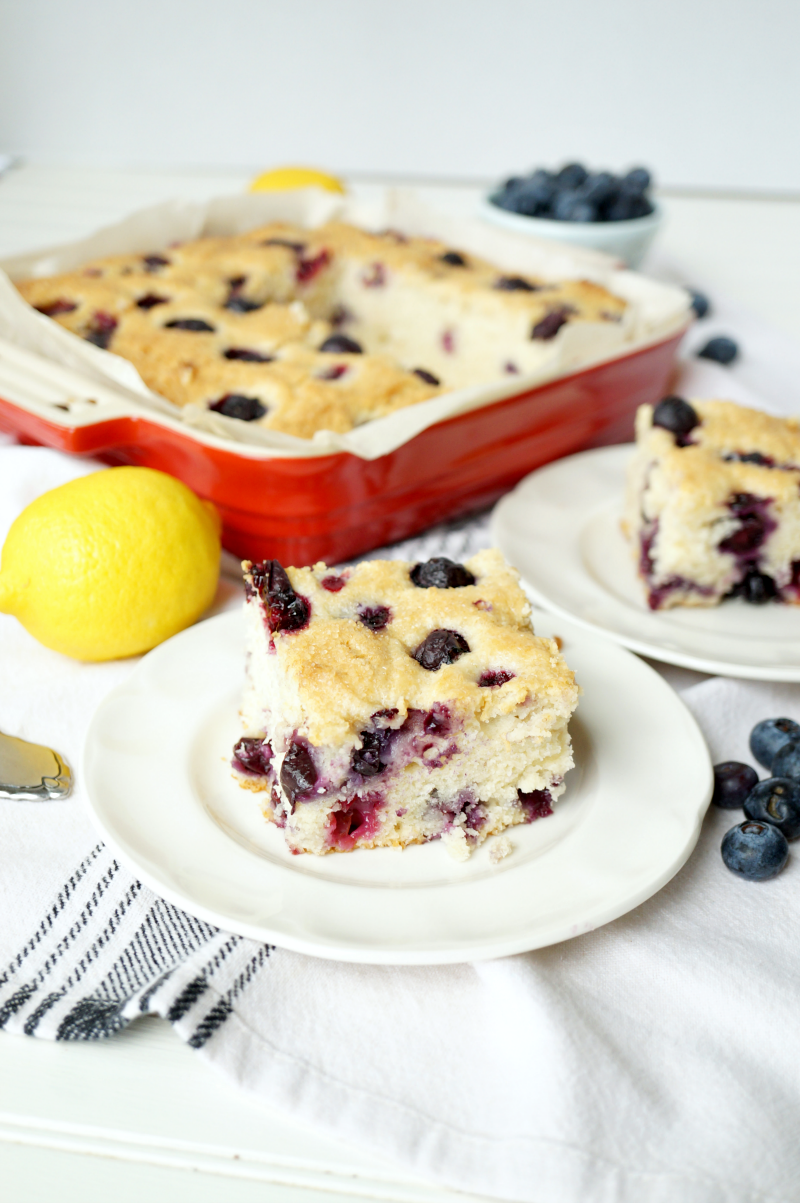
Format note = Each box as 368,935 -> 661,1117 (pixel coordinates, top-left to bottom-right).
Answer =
0,840 -> 271,1044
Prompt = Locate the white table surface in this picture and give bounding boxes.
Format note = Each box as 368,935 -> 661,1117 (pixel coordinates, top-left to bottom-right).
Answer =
1,164 -> 798,1202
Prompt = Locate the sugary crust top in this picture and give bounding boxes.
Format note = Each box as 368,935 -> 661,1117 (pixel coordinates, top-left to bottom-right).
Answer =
634,399 -> 800,510
16,219 -> 626,440
243,548 -> 579,745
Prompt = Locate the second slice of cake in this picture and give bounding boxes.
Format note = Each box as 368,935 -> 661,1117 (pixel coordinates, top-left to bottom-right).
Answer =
233,550 -> 579,858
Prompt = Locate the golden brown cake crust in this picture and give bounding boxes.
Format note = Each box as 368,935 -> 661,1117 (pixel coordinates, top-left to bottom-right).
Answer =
16,220 -> 626,439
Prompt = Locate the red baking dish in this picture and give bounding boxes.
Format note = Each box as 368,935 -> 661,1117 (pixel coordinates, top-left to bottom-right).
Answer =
0,327 -> 684,565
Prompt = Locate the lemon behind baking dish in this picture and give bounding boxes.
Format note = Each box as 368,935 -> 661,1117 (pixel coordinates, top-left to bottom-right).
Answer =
249,166 -> 346,194
0,467 -> 221,661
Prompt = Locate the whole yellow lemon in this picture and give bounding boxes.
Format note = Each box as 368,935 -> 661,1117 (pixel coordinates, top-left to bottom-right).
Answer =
249,166 -> 346,194
0,467 -> 221,661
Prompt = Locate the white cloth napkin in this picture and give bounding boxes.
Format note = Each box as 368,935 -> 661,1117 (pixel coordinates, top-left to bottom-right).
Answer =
3,335 -> 800,1203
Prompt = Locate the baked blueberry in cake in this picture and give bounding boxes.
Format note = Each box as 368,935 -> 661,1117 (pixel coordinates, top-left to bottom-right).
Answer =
624,398 -> 800,609
16,220 -> 629,440
232,549 -> 579,858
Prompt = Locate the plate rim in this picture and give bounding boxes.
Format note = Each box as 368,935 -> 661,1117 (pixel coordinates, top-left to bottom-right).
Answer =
82,609 -> 713,965
492,443 -> 800,682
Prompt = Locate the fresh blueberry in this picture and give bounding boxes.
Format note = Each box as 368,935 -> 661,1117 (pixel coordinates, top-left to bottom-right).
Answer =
251,560 -> 310,632
440,250 -> 468,267
493,171 -> 555,216
698,336 -> 739,365
223,347 -> 274,362
232,736 -> 273,775
771,736 -> 800,781
743,778 -> 800,840
209,394 -> 267,421
358,605 -> 391,631
728,570 -> 777,605
750,717 -> 800,769
164,318 -> 216,332
494,275 -> 538,292
621,167 -> 652,194
721,820 -> 789,881
552,191 -> 597,223
578,172 -> 617,207
689,290 -> 711,319
652,395 -> 699,439
613,193 -> 654,221
413,368 -> 440,386
411,557 -> 476,588
280,742 -> 317,806
351,730 -> 387,777
319,334 -> 362,354
711,761 -> 759,808
555,163 -> 589,190
412,629 -> 470,671
531,310 -> 570,340
478,670 -> 515,687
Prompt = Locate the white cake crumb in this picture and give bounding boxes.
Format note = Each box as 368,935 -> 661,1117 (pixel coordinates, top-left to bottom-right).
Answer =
442,828 -> 472,862
489,836 -> 514,865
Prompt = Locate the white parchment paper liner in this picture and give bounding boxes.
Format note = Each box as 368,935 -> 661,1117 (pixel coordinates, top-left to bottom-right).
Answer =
0,189 -> 691,461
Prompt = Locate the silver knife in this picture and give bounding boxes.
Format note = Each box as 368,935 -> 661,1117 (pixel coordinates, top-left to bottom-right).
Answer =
0,730 -> 73,800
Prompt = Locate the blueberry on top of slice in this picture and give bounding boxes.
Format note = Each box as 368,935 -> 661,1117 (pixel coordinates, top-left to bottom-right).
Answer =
750,717 -> 800,769
164,318 -> 216,332
531,310 -> 569,340
440,250 -> 468,267
223,347 -> 274,363
711,761 -> 759,809
413,629 -> 470,671
209,394 -> 267,422
252,560 -> 310,632
136,292 -> 170,310
410,557 -> 476,589
358,605 -> 391,631
494,275 -> 538,292
319,334 -> 362,354
652,396 -> 699,439
413,368 -> 440,386
743,778 -> 800,840
142,254 -> 171,271
698,336 -> 739,365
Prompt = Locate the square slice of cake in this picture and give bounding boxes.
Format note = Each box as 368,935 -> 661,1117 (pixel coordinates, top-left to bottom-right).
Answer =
624,396 -> 800,609
232,549 -> 579,858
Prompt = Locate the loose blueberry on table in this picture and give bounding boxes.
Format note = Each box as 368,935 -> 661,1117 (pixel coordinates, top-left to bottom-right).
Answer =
711,761 -> 759,809
750,717 -> 800,769
697,336 -> 739,365
721,820 -> 789,881
770,736 -> 800,782
743,778 -> 800,840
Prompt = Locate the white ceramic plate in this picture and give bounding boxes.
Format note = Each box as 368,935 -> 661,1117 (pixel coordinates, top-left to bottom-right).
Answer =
83,608 -> 711,965
493,444 -> 800,681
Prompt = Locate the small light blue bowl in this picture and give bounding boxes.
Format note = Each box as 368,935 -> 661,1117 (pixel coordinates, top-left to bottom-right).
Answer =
478,196 -> 663,269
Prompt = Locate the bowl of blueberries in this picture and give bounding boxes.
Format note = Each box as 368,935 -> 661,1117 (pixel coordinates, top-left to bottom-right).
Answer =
482,162 -> 662,269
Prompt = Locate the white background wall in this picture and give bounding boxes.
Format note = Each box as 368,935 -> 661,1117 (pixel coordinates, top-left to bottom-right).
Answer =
1,0 -> 798,192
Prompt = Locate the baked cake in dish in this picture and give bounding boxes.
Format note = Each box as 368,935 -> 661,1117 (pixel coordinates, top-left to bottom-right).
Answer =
16,220 -> 627,440
624,396 -> 800,609
232,549 -> 579,858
